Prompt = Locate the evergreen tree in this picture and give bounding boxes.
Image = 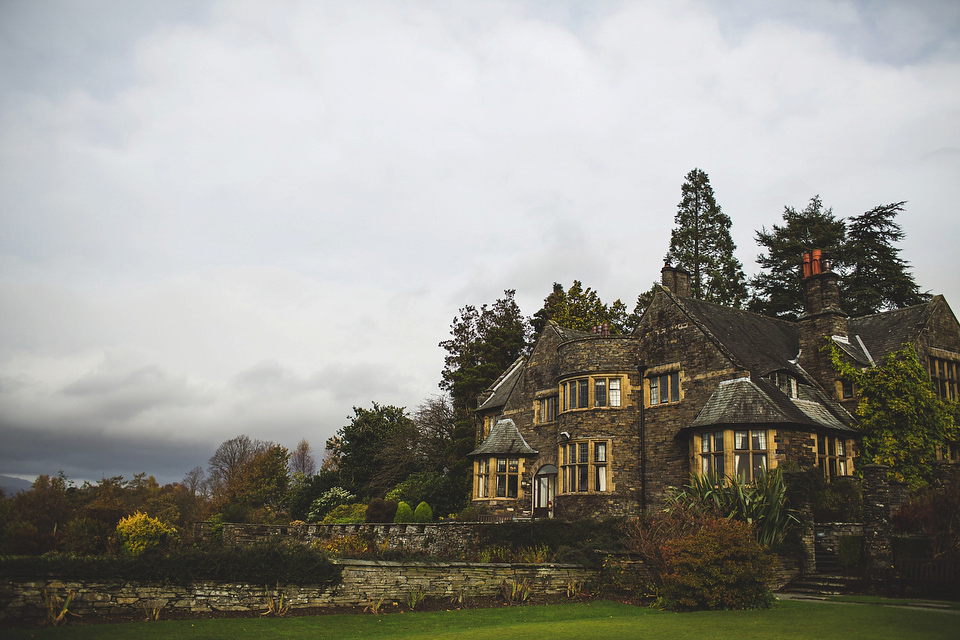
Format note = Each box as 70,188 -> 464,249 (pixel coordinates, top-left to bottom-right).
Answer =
531,281 -> 633,335
439,290 -> 530,416
844,202 -> 929,316
668,168 -> 747,306
749,195 -> 847,319
438,290 -> 530,512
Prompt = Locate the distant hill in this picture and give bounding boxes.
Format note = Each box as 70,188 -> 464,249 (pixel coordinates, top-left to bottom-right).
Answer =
0,474 -> 33,496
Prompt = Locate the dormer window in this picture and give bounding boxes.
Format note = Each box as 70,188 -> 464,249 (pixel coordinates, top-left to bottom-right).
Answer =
769,371 -> 798,399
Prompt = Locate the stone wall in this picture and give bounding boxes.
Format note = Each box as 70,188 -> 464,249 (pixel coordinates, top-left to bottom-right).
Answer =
0,560 -> 598,623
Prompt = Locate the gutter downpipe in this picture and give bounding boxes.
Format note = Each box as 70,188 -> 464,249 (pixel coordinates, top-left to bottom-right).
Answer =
637,362 -> 647,514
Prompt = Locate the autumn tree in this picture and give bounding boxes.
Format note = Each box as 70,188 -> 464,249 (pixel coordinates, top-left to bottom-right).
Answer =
206,435 -> 268,501
289,438 -> 317,477
843,202 -> 929,317
230,444 -> 291,516
833,344 -> 959,488
668,168 -> 747,306
750,195 -> 847,319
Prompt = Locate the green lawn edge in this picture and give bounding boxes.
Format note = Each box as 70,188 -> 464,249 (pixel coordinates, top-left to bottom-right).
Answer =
4,599 -> 957,640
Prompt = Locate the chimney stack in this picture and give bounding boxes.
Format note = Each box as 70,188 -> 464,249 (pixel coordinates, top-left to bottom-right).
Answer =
798,249 -> 847,391
661,261 -> 691,297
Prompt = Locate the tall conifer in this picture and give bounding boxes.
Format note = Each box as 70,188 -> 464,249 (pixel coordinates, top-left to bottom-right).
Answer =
668,168 -> 747,306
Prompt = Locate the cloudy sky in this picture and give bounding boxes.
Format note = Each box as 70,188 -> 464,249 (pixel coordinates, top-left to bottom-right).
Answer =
2,0 -> 959,486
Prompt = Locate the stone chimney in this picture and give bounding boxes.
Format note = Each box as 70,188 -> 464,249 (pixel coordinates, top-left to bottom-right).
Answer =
798,249 -> 847,390
661,261 -> 691,297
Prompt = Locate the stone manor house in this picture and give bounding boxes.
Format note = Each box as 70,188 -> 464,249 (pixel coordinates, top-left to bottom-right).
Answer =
468,252 -> 960,520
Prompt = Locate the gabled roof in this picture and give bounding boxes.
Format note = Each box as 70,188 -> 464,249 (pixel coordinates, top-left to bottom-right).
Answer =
468,419 -> 539,457
848,299 -> 935,362
477,356 -> 525,412
667,293 -> 800,376
690,377 -> 856,434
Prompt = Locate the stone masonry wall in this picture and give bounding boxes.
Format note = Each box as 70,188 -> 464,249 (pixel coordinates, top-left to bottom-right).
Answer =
0,560 -> 598,623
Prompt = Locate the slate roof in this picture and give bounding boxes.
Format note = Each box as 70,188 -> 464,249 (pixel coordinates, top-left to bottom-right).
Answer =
689,377 -> 856,434
477,356 -> 525,411
848,300 -> 935,362
671,295 -> 800,377
468,419 -> 539,456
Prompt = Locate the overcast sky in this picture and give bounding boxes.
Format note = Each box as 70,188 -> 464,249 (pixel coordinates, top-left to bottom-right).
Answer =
2,0 -> 959,486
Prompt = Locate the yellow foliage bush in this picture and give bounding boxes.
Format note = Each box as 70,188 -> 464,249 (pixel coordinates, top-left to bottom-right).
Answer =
115,511 -> 179,556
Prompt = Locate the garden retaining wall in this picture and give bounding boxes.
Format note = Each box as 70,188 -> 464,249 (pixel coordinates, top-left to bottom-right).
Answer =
0,559 -> 598,623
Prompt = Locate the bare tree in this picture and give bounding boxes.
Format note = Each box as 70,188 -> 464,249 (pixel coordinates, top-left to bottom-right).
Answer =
206,434 -> 268,499
182,466 -> 207,498
289,438 -> 316,477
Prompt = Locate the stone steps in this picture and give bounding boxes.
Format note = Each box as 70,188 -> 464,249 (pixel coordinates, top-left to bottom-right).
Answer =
782,573 -> 865,596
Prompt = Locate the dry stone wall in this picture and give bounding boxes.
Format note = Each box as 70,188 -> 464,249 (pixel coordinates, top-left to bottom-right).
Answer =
1,560 -> 598,623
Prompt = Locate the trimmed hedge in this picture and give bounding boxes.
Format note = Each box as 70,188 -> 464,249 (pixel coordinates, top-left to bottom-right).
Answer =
0,544 -> 342,587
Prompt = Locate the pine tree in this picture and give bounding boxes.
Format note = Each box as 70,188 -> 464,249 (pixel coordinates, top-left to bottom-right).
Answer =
668,168 -> 747,306
844,202 -> 929,316
749,195 -> 846,319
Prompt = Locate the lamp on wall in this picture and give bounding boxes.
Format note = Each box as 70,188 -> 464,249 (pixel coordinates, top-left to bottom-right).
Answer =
559,431 -> 571,442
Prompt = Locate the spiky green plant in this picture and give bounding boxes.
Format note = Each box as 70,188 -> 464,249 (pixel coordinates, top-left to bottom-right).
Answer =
665,468 -> 796,547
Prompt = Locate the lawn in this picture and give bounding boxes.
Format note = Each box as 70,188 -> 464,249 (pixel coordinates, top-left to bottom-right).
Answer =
4,599 -> 956,640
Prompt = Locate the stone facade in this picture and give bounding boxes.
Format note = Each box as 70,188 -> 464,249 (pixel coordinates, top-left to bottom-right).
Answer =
471,257 -> 960,520
0,560 -> 598,623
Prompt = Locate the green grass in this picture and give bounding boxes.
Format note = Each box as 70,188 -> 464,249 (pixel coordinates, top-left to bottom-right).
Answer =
4,599 -> 957,639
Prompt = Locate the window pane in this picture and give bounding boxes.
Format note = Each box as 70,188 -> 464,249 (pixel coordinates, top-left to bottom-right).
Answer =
670,372 -> 680,402
609,379 -> 621,406
735,431 -> 748,450
713,454 -> 725,477
836,438 -> 845,456
753,453 -> 767,479
497,458 -> 506,472
595,378 -> 607,407
507,475 -> 518,498
660,374 -> 669,404
596,465 -> 607,492
714,432 -> 724,452
752,430 -> 766,450
508,458 -> 518,472
579,442 -> 588,463
579,379 -> 589,407
701,434 -> 711,453
496,475 -> 506,497
735,453 -> 750,481
649,377 -> 659,404
595,442 -> 607,462
701,456 -> 711,475
577,465 -> 588,492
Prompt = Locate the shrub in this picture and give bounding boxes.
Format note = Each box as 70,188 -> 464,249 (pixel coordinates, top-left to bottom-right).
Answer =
307,487 -> 356,523
62,517 -> 110,556
115,512 -> 179,556
365,498 -> 398,523
394,501 -> 414,523
659,517 -> 775,611
666,469 -> 796,547
837,535 -> 864,574
322,503 -> 367,524
413,501 -> 433,523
